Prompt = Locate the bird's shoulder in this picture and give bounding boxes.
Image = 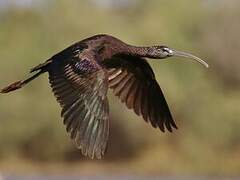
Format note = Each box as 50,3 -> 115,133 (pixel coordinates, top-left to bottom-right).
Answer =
51,41 -> 89,61
49,41 -> 102,68
49,34 -> 128,72
51,34 -> 125,60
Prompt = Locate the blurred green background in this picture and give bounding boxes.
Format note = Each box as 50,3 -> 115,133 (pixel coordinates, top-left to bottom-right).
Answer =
0,0 -> 240,176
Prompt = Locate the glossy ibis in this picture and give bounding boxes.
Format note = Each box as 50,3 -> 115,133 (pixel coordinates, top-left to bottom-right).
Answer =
1,34 -> 208,159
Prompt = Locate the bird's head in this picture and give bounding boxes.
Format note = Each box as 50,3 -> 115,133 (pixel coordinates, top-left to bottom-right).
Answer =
148,45 -> 209,68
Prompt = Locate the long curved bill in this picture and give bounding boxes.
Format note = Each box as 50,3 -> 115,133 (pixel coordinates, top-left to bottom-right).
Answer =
172,50 -> 209,68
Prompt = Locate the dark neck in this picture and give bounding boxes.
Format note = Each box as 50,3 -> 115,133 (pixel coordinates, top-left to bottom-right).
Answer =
97,35 -> 156,58
124,45 -> 152,58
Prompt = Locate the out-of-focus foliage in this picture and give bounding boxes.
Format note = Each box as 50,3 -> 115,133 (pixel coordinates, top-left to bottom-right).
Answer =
0,0 -> 240,176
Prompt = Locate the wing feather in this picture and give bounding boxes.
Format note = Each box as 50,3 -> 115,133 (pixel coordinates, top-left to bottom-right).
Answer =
48,56 -> 109,159
104,54 -> 177,132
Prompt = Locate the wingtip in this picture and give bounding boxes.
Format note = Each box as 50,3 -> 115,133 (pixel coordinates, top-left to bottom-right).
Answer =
162,123 -> 178,133
172,122 -> 178,130
168,127 -> 173,133
171,124 -> 178,132
159,126 -> 165,133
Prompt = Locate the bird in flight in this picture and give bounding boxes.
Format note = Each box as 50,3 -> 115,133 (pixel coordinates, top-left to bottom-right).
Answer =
1,34 -> 208,159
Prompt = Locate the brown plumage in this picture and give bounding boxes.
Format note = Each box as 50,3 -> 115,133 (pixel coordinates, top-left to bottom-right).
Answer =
1,34 -> 208,159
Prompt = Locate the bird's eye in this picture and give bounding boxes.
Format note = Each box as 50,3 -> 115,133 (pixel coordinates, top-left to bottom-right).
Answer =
162,47 -> 169,52
162,47 -> 173,55
157,46 -> 170,52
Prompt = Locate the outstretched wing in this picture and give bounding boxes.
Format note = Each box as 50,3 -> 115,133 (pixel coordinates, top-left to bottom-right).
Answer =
104,54 -> 177,132
48,56 -> 109,159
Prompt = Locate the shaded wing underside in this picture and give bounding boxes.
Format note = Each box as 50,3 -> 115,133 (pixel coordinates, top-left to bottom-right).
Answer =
104,54 -> 177,132
48,57 -> 109,159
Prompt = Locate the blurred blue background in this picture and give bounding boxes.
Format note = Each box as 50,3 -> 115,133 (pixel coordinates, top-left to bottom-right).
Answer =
0,0 -> 240,178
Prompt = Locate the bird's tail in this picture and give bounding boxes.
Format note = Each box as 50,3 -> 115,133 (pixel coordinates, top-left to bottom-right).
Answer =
1,60 -> 51,94
0,71 -> 43,93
